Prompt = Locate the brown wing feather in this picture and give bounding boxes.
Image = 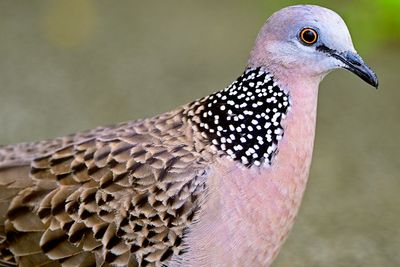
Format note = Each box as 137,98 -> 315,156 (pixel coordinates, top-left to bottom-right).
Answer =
0,111 -> 210,267
0,122 -> 130,166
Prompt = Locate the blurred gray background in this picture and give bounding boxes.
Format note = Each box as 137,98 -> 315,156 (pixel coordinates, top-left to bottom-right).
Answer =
0,1 -> 399,266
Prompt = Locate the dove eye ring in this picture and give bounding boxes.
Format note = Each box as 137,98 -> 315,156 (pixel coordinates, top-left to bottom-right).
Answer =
299,28 -> 318,45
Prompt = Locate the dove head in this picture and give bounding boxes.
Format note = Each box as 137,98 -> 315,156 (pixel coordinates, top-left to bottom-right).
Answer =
248,5 -> 378,88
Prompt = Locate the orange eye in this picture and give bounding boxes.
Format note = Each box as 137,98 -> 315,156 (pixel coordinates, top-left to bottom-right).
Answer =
299,28 -> 318,45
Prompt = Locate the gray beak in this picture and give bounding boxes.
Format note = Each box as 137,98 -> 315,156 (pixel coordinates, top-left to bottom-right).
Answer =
317,45 -> 379,88
331,51 -> 379,88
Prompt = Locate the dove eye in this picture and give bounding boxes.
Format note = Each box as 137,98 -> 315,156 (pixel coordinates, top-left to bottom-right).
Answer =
299,28 -> 318,45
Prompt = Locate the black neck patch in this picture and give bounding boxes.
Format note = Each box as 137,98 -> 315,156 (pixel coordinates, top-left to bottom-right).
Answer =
186,67 -> 291,167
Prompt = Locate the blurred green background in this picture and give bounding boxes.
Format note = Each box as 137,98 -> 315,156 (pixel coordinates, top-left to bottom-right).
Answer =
0,1 -> 399,266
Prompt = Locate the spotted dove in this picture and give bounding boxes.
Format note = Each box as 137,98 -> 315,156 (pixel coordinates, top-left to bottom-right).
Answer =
0,5 -> 378,267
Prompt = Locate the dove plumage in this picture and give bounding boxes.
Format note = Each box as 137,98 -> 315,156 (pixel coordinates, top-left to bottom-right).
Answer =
0,5 -> 378,267
1,109 -> 211,266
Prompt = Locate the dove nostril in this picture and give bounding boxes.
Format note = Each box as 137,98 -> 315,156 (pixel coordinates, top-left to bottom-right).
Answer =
345,52 -> 363,66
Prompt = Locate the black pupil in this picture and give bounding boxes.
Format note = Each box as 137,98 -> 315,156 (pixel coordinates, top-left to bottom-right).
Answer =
302,30 -> 316,43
